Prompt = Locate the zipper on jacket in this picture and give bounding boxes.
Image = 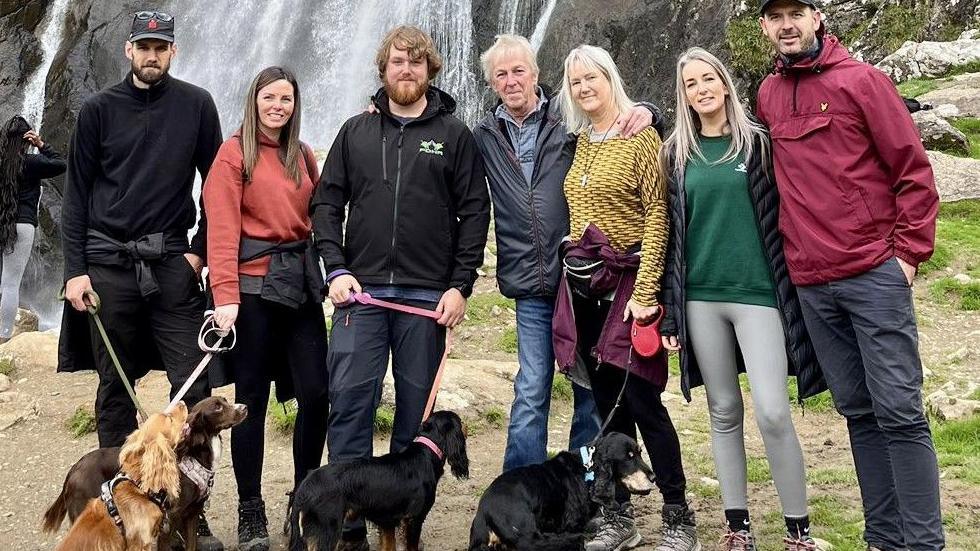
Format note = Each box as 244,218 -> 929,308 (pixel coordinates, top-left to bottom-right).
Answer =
382,134 -> 389,184
388,125 -> 405,284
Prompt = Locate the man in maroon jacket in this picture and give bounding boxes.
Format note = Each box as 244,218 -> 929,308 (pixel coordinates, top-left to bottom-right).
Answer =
756,1 -> 943,550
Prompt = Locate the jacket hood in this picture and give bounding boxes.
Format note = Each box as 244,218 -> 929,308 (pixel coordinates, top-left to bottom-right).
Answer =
371,85 -> 456,122
776,33 -> 850,74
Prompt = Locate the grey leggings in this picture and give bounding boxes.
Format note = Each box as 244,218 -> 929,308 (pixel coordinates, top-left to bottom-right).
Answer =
0,224 -> 35,338
686,300 -> 808,517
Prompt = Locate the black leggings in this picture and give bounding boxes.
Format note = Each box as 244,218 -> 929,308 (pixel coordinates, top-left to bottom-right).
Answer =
229,294 -> 329,500
573,295 -> 687,505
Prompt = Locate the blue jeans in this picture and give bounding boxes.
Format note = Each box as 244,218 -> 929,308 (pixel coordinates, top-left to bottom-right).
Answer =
503,296 -> 600,471
797,258 -> 943,550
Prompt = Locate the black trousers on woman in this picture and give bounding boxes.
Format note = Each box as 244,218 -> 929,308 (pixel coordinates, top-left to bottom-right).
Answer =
573,295 -> 687,506
229,293 -> 329,500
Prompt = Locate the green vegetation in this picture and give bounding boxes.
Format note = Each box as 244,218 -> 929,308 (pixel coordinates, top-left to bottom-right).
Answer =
799,495 -> 865,550
65,406 -> 97,438
374,405 -> 395,436
466,293 -> 515,323
498,326 -> 518,353
896,77 -> 940,98
788,385 -> 836,413
0,356 -> 14,377
483,406 -> 506,428
950,117 -> 980,160
929,277 -> 980,310
269,398 -> 297,434
746,456 -> 772,484
919,200 -> 980,276
807,467 -> 859,487
933,414 -> 980,484
552,375 -> 573,402
726,9 -> 774,88
668,353 -> 680,377
874,3 -> 927,56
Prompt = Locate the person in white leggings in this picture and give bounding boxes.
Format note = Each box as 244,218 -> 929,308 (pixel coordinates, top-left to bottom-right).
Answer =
658,49 -> 826,551
0,115 -> 65,342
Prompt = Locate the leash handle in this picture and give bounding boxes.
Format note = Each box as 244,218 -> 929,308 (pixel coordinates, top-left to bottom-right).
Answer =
165,312 -> 237,414
350,292 -> 442,321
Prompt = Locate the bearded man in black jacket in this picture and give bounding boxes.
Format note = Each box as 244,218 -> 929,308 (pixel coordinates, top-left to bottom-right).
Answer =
59,11 -> 221,455
311,24 -> 490,551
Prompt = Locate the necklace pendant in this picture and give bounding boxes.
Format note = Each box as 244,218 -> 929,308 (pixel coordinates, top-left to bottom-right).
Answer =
581,174 -> 588,187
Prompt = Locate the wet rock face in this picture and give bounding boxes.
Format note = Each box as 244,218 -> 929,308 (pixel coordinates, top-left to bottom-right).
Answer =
0,0 -> 47,119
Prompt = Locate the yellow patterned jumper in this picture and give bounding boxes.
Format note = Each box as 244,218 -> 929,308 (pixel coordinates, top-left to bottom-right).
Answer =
563,127 -> 668,307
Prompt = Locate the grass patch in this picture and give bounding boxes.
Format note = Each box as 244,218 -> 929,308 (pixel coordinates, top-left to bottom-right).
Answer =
950,117 -> 980,160
0,356 -> 14,377
65,406 -> 97,438
921,200 -> 980,277
498,326 -> 518,354
466,293 -> 515,323
668,353 -> 680,377
933,414 -> 980,484
269,398 -> 297,435
874,3 -> 927,56
896,77 -> 939,98
746,456 -> 772,484
928,277 -> 980,310
690,480 -> 722,499
374,404 -> 395,436
969,388 -> 980,401
483,406 -> 506,428
789,383 -> 837,413
807,467 -> 858,487
808,494 -> 867,550
552,375 -> 573,402
949,60 -> 980,78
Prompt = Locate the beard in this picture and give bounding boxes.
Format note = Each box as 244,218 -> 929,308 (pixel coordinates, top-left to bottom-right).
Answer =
385,77 -> 428,106
132,60 -> 169,86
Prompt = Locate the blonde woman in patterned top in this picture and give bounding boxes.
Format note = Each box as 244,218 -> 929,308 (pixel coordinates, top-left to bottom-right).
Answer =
557,45 -> 700,551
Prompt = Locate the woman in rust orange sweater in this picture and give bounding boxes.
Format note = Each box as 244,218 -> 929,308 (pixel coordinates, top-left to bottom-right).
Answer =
203,66 -> 327,549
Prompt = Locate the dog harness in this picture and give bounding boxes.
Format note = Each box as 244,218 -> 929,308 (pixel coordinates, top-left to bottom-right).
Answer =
413,436 -> 444,460
579,446 -> 596,482
100,471 -> 169,538
179,456 -> 215,501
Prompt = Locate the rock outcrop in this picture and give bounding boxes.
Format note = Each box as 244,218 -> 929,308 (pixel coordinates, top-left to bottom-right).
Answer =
913,110 -> 970,154
877,31 -> 980,82
928,151 -> 980,202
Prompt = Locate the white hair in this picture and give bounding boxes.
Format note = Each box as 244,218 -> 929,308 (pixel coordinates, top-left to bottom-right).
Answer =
660,47 -> 769,179
479,34 -> 539,84
558,44 -> 635,134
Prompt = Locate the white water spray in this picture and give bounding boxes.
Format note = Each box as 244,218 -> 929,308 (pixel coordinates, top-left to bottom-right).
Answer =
20,0 -> 72,131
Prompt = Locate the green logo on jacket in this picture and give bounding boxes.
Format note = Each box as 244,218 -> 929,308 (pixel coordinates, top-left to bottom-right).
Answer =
419,140 -> 444,156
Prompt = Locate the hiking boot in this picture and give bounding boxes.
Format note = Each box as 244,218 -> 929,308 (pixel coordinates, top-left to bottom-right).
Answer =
237,497 -> 270,551
195,512 -> 224,551
654,503 -> 701,551
721,529 -> 756,550
784,533 -> 821,550
585,504 -> 641,551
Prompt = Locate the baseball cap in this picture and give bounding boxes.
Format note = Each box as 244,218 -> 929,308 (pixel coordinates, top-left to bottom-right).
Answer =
759,0 -> 818,14
129,10 -> 175,43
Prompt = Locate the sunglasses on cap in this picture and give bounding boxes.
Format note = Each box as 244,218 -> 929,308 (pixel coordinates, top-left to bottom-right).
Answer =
134,10 -> 173,22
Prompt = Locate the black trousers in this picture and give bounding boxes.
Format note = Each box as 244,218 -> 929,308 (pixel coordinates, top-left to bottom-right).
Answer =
229,294 -> 329,500
89,255 -> 210,448
573,295 -> 687,506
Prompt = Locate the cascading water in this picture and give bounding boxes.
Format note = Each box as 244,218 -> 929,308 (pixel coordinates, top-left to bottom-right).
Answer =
530,0 -> 559,51
19,0 -> 72,131
173,0 -> 481,150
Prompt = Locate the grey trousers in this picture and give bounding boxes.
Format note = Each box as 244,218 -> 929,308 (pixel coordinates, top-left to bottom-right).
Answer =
686,301 -> 808,517
797,257 -> 943,551
0,223 -> 35,338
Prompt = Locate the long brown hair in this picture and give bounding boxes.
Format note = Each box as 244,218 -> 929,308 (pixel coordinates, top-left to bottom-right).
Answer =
240,66 -> 303,185
0,116 -> 31,253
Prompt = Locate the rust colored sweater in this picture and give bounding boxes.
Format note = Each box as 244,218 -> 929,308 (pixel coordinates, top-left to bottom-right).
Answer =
204,131 -> 318,306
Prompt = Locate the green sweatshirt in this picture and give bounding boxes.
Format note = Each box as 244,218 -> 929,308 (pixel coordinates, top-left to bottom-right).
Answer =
683,134 -> 775,308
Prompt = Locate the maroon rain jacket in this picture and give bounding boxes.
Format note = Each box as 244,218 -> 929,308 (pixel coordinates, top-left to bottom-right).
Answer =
757,33 -> 938,286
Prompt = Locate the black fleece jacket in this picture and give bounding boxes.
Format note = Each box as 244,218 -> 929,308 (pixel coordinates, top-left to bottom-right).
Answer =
18,143 -> 66,226
312,86 -> 490,297
62,73 -> 222,280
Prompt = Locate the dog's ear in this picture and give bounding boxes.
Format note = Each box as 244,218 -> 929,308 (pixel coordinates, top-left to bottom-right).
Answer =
442,419 -> 469,480
590,441 -> 617,508
118,427 -> 146,476
140,432 -> 181,499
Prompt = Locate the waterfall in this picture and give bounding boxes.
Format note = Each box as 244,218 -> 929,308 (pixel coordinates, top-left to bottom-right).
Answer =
19,0 -> 72,131
530,0 -> 559,51
173,0 -> 481,149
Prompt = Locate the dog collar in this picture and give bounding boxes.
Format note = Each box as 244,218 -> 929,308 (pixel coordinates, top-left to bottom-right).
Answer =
413,436 -> 444,460
179,456 -> 215,501
580,446 -> 596,482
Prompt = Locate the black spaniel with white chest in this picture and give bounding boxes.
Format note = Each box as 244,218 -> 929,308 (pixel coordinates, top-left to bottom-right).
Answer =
468,432 -> 654,551
288,410 -> 469,551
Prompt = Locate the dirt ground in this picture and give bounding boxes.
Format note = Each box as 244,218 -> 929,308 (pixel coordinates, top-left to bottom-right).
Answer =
1,280 -> 978,550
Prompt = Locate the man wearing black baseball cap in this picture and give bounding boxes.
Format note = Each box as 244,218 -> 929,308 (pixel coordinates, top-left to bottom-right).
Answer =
756,2 -> 943,551
59,10 -> 225,549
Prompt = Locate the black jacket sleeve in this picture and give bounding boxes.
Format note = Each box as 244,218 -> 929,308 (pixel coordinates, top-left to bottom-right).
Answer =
448,128 -> 491,297
189,93 -> 223,260
23,144 -> 67,179
636,101 -> 667,139
311,121 -> 352,276
62,100 -> 101,280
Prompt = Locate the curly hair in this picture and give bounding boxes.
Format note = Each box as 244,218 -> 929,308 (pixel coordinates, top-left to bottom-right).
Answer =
0,116 -> 30,254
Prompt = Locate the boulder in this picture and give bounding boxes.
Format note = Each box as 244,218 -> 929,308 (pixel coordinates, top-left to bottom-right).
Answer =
919,72 -> 980,117
928,151 -> 980,201
912,111 -> 969,154
877,37 -> 980,83
0,331 -> 58,375
11,308 -> 39,337
926,391 -> 980,421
